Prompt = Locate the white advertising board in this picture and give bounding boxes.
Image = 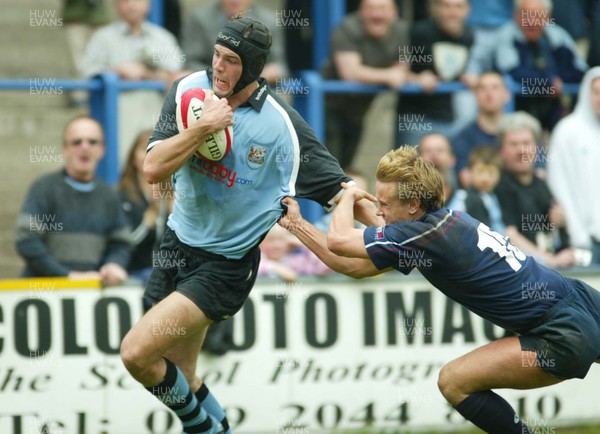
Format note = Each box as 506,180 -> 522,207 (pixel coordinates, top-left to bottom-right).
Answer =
1,274 -> 600,434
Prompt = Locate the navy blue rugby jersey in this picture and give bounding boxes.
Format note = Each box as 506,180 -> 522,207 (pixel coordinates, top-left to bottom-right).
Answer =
364,208 -> 573,331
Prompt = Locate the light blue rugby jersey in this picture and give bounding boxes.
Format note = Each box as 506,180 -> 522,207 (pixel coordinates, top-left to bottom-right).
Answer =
148,70 -> 350,259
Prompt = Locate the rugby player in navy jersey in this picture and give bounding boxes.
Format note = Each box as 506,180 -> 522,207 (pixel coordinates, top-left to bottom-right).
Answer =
119,16 -> 379,434
279,146 -> 600,434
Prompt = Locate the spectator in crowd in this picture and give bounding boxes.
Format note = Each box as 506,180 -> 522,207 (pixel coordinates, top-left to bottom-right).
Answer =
321,0 -> 410,169
452,71 -> 510,187
495,111 -> 574,268
259,224 -> 331,281
80,0 -> 184,166
552,0 -> 600,68
397,0 -> 476,148
475,0 -> 587,131
117,130 -> 170,285
448,146 -> 505,234
464,0 -> 513,76
15,115 -> 131,285
418,133 -> 458,203
547,66 -> 600,266
181,0 -> 288,84
61,0 -> 112,106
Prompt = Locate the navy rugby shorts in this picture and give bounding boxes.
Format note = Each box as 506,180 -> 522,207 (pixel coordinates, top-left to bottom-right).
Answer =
519,278 -> 600,379
144,228 -> 260,322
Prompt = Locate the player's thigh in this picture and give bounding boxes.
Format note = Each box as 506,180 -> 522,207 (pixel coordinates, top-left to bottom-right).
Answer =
439,336 -> 563,404
122,291 -> 212,362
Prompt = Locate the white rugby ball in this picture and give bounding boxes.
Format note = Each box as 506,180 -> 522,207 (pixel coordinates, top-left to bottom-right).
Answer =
176,88 -> 233,161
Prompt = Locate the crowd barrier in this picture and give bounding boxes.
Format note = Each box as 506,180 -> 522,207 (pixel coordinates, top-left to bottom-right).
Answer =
0,72 -> 581,223
1,272 -> 599,433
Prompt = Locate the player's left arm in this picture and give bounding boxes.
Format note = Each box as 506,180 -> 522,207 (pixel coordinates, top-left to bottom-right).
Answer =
279,198 -> 387,278
328,183 -> 377,259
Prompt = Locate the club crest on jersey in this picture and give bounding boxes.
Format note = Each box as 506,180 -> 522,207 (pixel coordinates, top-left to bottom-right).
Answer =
247,145 -> 267,169
375,226 -> 385,239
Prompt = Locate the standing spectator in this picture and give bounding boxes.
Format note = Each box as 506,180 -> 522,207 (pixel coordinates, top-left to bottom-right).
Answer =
15,116 -> 130,285
117,130 -> 170,285
448,146 -> 505,234
481,0 -> 587,130
321,0 -> 410,169
452,71 -> 510,187
495,111 -> 574,268
547,66 -> 600,265
397,0 -> 476,148
61,0 -> 112,106
418,133 -> 458,203
80,0 -> 184,166
181,0 -> 288,85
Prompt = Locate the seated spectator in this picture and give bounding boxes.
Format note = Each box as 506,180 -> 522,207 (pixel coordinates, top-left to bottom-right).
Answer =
181,0 -> 288,85
321,0 -> 410,169
397,0 -> 476,148
464,0 -> 513,76
418,133 -> 458,203
14,116 -> 131,285
259,225 -> 331,281
548,66 -> 600,266
452,71 -> 510,187
476,0 -> 587,131
448,146 -> 505,234
495,111 -> 575,268
117,130 -> 170,285
80,0 -> 184,166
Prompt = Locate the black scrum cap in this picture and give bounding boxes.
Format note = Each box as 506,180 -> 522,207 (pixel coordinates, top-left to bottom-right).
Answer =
215,17 -> 272,94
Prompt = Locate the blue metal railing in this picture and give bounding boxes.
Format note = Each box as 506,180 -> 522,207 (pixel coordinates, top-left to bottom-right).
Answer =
0,72 -> 581,222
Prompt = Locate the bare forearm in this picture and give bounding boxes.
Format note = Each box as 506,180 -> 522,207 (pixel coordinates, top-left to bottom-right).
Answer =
354,198 -> 383,226
144,128 -> 210,183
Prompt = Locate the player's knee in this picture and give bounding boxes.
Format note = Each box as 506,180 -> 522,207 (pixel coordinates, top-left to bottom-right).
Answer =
437,362 -> 460,403
120,334 -> 148,375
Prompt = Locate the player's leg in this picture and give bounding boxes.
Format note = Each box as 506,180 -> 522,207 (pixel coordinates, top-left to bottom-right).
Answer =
165,326 -> 233,434
121,291 -> 223,434
437,336 -> 563,434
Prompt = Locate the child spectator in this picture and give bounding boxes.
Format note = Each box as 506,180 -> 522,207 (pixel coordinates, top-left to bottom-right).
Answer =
448,146 -> 505,234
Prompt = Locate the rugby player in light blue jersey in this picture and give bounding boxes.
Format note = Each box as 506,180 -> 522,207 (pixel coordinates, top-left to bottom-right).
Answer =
120,16 -> 380,434
279,146 -> 600,434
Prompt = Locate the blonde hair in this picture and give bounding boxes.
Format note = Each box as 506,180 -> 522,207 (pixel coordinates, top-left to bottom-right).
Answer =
376,146 -> 445,211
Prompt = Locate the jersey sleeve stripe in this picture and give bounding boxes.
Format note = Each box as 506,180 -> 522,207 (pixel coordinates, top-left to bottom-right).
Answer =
265,94 -> 300,197
365,210 -> 454,249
